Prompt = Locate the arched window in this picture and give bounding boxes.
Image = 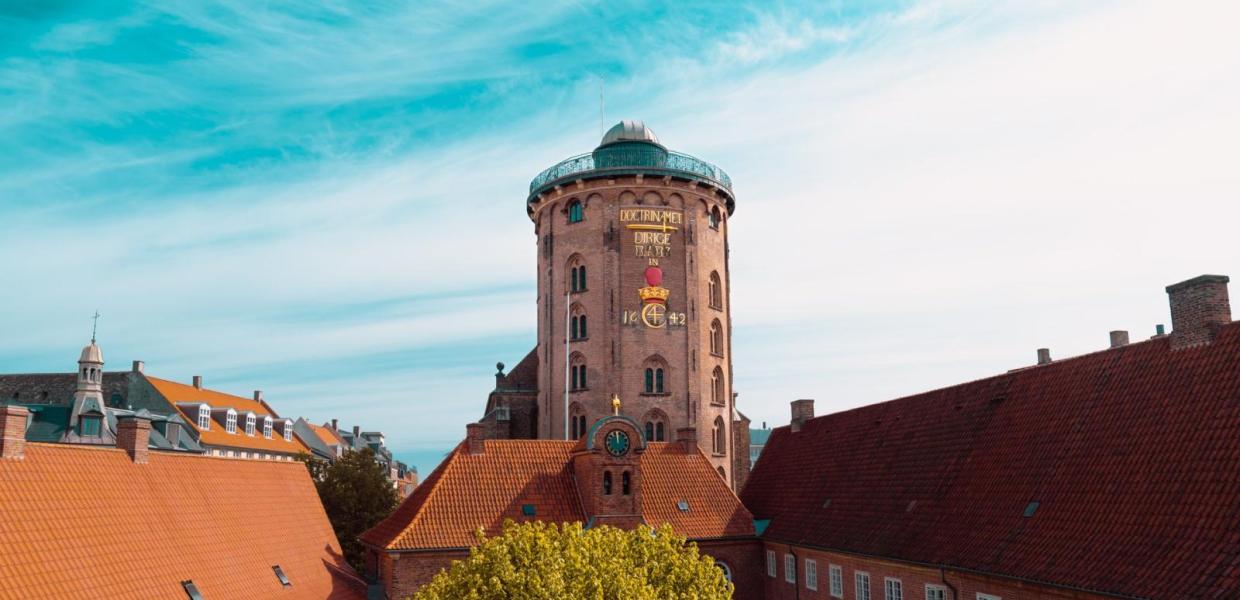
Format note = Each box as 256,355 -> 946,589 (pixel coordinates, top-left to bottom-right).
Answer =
570,403 -> 587,439
712,416 -> 725,454
226,410 -> 238,434
708,272 -> 723,309
568,200 -> 583,223
642,409 -> 668,442
657,422 -> 665,441
711,367 -> 726,405
716,561 -> 733,583
282,419 -> 293,442
571,309 -> 587,340
567,256 -> 586,293
603,471 -> 613,495
643,356 -> 667,394
262,416 -> 273,439
710,320 -> 724,356
645,421 -> 654,441
709,206 -> 721,229
570,355 -> 587,391
578,415 -> 587,438
197,405 -> 211,430
577,265 -> 586,291
244,413 -> 255,436
622,471 -> 632,495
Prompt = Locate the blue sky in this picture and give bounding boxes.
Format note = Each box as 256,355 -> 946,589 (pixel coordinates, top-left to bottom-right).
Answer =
3,0 -> 1239,475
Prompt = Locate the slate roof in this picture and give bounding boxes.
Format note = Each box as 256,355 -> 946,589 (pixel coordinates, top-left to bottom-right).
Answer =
361,439 -> 753,551
742,321 -> 1240,600
0,443 -> 364,599
148,376 -> 308,455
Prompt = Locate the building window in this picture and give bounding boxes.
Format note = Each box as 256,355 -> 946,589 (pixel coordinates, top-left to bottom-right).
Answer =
568,200 -> 583,223
568,258 -> 587,293
977,595 -> 1001,600
643,367 -> 666,394
709,206 -> 721,229
766,551 -> 777,578
166,422 -> 180,445
79,415 -> 102,437
708,271 -> 723,309
283,420 -> 293,442
830,564 -> 844,597
711,367 -> 725,405
644,412 -> 667,442
716,561 -> 732,583
198,405 -> 211,430
857,572 -> 871,600
226,410 -> 238,434
570,404 -> 587,439
656,421 -> 664,441
784,554 -> 796,584
712,416 -> 725,454
603,471 -> 612,495
710,319 -> 724,356
622,471 -> 631,495
571,314 -> 587,340
926,585 -> 946,600
885,577 -> 903,600
571,361 -> 587,391
806,559 -> 818,591
263,417 -> 273,439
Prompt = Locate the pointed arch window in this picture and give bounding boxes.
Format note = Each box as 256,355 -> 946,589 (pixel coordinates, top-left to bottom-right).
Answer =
570,357 -> 587,391
643,409 -> 668,442
568,256 -> 587,293
708,272 -> 723,310
642,356 -> 668,395
568,200 -> 583,223
710,320 -> 724,356
712,416 -> 725,455
569,403 -> 587,439
709,206 -> 721,230
571,310 -> 587,340
711,367 -> 726,406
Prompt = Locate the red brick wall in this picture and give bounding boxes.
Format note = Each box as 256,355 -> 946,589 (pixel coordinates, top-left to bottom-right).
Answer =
760,543 -> 1115,600
697,538 -> 763,600
378,548 -> 466,599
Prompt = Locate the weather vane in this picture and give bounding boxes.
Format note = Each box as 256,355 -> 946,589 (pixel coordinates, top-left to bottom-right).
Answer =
91,311 -> 100,343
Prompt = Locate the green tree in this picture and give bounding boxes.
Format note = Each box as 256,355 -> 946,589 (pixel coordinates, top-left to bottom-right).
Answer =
414,521 -> 733,600
309,447 -> 399,572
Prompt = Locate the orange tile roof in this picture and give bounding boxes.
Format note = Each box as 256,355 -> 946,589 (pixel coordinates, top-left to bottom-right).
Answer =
147,376 -> 310,455
307,422 -> 343,448
0,443 -> 363,600
360,439 -> 753,551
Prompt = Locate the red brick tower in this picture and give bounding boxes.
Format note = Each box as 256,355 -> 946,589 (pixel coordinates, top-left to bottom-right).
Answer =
526,121 -> 739,485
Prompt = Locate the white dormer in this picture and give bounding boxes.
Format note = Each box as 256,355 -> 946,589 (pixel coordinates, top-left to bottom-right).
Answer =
262,415 -> 273,439
244,412 -> 256,436
282,419 -> 293,442
225,409 -> 238,434
197,404 -> 211,430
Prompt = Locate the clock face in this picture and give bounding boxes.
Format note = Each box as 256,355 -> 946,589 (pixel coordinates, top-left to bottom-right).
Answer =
604,429 -> 631,457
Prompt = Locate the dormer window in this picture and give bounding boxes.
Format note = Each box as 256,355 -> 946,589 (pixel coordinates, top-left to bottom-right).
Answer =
263,416 -> 273,439
165,422 -> 180,445
197,405 -> 211,430
226,409 -> 238,434
245,413 -> 256,436
79,415 -> 102,437
282,420 -> 293,442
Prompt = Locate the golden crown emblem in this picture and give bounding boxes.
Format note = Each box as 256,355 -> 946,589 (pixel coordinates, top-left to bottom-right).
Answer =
639,286 -> 670,304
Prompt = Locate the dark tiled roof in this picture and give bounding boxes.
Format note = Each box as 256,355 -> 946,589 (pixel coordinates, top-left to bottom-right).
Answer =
0,371 -> 130,405
361,439 -> 753,551
742,322 -> 1240,600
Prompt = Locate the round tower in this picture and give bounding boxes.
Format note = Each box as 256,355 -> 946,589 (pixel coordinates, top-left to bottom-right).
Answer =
527,121 -> 738,483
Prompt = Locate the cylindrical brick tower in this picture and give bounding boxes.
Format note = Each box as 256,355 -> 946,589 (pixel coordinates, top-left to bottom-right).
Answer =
527,121 -> 739,484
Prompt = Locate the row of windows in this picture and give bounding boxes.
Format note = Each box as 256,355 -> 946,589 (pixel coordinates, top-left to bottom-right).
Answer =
566,361 -> 725,401
765,551 -> 1003,600
565,199 -> 724,231
210,449 -> 295,461
563,255 -> 724,312
80,367 -> 102,383
196,405 -> 293,441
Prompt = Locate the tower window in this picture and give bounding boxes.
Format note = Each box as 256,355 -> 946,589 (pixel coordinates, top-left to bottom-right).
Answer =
710,320 -> 724,356
709,206 -> 721,229
79,415 -> 102,437
656,421 -> 664,441
708,272 -> 723,309
578,415 -> 586,438
711,367 -> 726,405
603,471 -> 613,495
656,368 -> 664,393
712,416 -> 725,455
645,421 -> 654,441
622,471 -> 631,495
567,256 -> 587,293
571,314 -> 587,340
568,200 -> 583,223
571,361 -> 587,391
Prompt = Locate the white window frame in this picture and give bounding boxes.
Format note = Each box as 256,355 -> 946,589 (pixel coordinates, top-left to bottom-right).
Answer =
885,577 -> 903,600
283,420 -> 293,441
225,409 -> 237,434
245,413 -> 256,436
829,564 -> 844,598
198,405 -> 211,430
977,595 -> 1002,600
784,554 -> 796,584
263,416 -> 273,439
856,572 -> 871,600
766,550 -> 777,578
805,558 -> 818,591
925,584 -> 947,600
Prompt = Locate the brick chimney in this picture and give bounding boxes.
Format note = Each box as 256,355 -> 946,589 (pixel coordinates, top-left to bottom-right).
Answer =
131,360 -> 144,373
790,399 -> 815,432
465,422 -> 486,454
1167,275 -> 1231,349
192,375 -> 203,390
1109,330 -> 1130,348
116,415 -> 151,464
1037,348 -> 1052,365
675,427 -> 697,453
1,405 -> 29,460
331,418 -> 338,432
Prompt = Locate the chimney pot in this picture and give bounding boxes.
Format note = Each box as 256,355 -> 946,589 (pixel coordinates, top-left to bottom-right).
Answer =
791,399 -> 815,432
465,422 -> 486,454
331,418 -> 338,431
1109,330 -> 1130,348
116,415 -> 151,464
674,426 -> 697,453
132,360 -> 144,373
1037,348 -> 1052,365
1166,274 -> 1231,349
192,375 -> 202,390
0,405 -> 29,460
253,390 -> 263,402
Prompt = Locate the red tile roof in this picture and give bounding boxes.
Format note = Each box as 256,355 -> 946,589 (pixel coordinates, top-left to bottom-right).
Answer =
148,376 -> 309,455
742,322 -> 1240,600
0,443 -> 363,599
361,439 -> 753,551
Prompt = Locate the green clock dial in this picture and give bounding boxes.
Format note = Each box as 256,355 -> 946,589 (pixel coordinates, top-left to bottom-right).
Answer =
604,430 -> 631,456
